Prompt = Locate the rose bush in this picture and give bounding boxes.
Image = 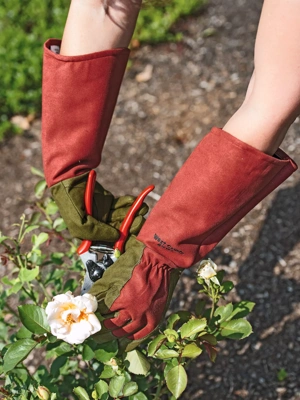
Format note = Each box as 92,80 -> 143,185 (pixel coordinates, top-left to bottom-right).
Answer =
0,169 -> 255,399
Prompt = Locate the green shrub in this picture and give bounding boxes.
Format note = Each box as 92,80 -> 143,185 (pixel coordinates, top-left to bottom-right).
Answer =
0,0 -> 206,139
0,169 -> 254,399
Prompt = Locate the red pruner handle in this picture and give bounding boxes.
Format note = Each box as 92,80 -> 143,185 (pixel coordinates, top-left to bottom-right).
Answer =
114,184 -> 155,255
77,170 -> 97,256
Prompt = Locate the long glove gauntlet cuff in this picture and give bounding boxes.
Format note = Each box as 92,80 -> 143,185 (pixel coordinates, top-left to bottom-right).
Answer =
138,127 -> 298,268
42,39 -> 130,187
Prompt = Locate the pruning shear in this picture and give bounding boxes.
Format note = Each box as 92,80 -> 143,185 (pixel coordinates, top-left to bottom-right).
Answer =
77,170 -> 154,295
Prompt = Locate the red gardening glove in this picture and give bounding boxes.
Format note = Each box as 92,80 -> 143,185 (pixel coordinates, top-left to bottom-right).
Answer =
90,127 -> 297,347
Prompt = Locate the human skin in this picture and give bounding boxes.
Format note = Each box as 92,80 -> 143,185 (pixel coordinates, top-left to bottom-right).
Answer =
61,0 -> 300,155
223,0 -> 300,155
60,0 -> 142,55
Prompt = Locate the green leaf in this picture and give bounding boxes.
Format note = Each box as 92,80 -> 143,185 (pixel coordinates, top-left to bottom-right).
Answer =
220,281 -> 234,293
125,350 -> 150,375
214,303 -> 233,324
228,301 -> 255,320
166,313 -> 181,329
31,167 -> 45,178
50,355 -> 68,377
155,347 -> 179,360
8,281 -> 23,295
82,343 -> 95,361
3,339 -> 38,373
181,343 -> 202,359
34,180 -> 47,199
164,329 -> 179,343
24,224 -> 39,235
123,382 -> 138,397
108,375 -> 125,398
45,201 -> 58,215
18,305 -> 50,334
94,340 -> 118,363
0,235 -> 9,244
94,380 -> 109,400
220,318 -> 253,340
100,365 -> 116,379
19,266 -> 39,282
16,326 -> 32,339
73,387 -> 90,400
32,232 -> 49,248
53,217 -> 67,231
165,365 -> 187,399
129,393 -> 148,400
180,318 -> 207,339
200,334 -> 217,345
148,334 -> 166,356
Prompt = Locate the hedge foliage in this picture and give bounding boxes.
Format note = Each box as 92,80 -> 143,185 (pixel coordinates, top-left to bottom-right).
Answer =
0,0 -> 205,139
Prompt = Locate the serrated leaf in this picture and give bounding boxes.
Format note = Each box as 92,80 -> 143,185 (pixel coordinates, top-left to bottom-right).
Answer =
220,318 -> 253,340
73,387 -> 90,400
123,382 -> 138,397
108,375 -> 125,398
181,343 -> 202,359
228,301 -> 255,320
180,318 -> 207,339
165,365 -> 187,399
214,303 -> 233,324
125,350 -> 150,375
155,347 -> 179,360
3,339 -> 38,373
94,340 -> 118,363
19,266 -> 39,282
95,380 -> 109,399
18,305 -> 50,334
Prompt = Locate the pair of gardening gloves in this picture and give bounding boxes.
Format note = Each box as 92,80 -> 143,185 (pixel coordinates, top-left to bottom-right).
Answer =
42,39 -> 297,351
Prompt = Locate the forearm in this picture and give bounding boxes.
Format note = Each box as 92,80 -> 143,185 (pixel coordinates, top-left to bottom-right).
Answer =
224,0 -> 300,155
60,0 -> 142,55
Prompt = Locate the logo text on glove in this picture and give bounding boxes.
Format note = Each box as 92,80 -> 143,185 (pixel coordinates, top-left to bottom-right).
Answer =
154,233 -> 184,254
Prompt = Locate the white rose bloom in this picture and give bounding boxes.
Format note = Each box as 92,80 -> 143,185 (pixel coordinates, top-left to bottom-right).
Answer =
197,259 -> 220,286
45,291 -> 101,344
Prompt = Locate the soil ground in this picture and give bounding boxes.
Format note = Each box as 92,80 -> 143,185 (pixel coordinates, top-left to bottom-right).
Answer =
1,0 -> 300,399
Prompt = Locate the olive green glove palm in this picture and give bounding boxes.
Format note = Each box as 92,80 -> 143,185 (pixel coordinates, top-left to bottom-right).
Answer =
51,172 -> 149,242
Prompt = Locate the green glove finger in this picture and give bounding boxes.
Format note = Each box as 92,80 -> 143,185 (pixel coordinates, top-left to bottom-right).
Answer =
112,196 -> 149,215
109,215 -> 146,235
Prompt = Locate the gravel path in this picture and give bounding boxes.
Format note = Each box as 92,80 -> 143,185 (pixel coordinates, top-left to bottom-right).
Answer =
1,0 -> 300,399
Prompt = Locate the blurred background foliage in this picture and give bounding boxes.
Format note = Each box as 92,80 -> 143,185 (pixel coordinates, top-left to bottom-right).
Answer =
0,0 -> 206,140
